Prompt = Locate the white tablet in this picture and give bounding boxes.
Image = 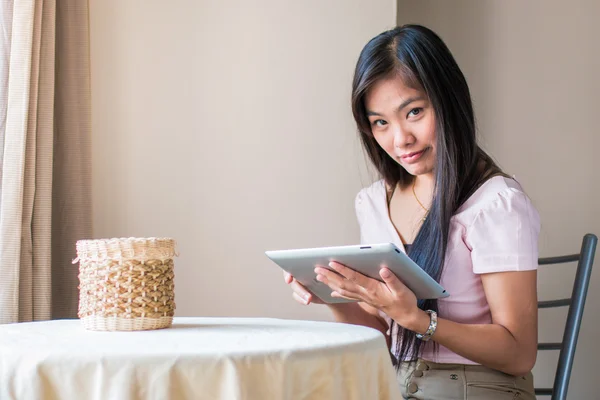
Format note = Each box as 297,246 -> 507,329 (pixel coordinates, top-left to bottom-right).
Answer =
266,242 -> 449,304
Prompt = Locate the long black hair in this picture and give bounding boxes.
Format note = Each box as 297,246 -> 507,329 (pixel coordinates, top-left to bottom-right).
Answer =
351,24 -> 505,365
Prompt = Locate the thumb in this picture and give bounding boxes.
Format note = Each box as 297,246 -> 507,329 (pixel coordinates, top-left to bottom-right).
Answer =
379,267 -> 405,293
283,271 -> 293,284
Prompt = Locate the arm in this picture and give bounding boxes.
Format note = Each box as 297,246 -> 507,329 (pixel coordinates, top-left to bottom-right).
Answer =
283,271 -> 390,344
316,263 -> 537,376
328,303 -> 390,345
401,270 -> 538,376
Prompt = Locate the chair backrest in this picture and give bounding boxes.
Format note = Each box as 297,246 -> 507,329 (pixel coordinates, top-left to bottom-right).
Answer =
535,233 -> 597,400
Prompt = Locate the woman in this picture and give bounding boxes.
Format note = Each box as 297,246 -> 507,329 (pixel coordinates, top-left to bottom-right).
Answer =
284,25 -> 539,399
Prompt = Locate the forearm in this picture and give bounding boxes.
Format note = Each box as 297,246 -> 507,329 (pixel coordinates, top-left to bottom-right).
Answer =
405,311 -> 536,376
328,303 -> 389,341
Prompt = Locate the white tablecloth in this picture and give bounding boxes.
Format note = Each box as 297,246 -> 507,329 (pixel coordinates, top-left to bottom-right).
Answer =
0,317 -> 401,400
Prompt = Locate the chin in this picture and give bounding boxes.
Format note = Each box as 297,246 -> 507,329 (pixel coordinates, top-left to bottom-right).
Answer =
404,165 -> 432,176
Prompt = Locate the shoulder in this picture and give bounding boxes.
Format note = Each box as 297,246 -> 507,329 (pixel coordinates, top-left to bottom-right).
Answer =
355,179 -> 387,207
455,175 -> 538,225
354,179 -> 388,227
460,176 -> 541,272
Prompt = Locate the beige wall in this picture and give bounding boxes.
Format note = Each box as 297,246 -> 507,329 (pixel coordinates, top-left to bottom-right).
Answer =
89,0 -> 396,323
396,0 -> 600,398
90,0 -> 598,396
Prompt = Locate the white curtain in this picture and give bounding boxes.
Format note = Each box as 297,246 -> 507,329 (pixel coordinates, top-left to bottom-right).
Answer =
0,0 -> 91,324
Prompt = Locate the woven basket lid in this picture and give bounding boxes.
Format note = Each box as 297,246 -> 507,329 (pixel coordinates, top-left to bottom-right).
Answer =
75,237 -> 177,263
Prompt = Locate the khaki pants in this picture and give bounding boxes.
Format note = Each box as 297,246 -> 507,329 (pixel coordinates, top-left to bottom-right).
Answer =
397,359 -> 536,400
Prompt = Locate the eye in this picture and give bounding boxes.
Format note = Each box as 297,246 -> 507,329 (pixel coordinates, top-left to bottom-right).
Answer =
371,119 -> 387,127
407,108 -> 423,118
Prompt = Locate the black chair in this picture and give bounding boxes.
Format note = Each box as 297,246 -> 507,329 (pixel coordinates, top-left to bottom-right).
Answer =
535,233 -> 597,399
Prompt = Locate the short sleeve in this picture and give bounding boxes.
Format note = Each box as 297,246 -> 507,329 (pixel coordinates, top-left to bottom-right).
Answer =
465,188 -> 541,274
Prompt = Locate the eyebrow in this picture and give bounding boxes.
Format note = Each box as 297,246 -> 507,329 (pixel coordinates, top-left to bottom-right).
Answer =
366,96 -> 425,117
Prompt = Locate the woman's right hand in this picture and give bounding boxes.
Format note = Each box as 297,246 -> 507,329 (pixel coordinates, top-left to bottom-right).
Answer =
283,271 -> 324,305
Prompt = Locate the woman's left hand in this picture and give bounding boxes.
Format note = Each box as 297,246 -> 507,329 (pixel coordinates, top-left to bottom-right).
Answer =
315,261 -> 420,326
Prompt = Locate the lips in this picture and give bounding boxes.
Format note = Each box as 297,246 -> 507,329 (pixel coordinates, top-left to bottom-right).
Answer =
400,148 -> 428,164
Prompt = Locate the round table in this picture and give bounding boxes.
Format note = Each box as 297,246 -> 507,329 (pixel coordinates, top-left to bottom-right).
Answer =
0,317 -> 401,399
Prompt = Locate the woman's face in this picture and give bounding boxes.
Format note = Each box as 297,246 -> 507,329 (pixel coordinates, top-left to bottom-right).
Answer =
364,75 -> 436,178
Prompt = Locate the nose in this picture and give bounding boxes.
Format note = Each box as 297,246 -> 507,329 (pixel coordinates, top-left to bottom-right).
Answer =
392,124 -> 413,148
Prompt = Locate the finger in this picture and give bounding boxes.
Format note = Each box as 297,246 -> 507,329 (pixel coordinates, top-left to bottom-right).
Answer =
316,273 -> 363,301
292,291 -> 309,305
315,266 -> 349,289
329,261 -> 372,287
315,269 -> 368,301
320,263 -> 379,295
283,271 -> 293,284
317,275 -> 369,301
330,290 -> 361,301
290,279 -> 312,303
379,267 -> 408,294
315,271 -> 347,294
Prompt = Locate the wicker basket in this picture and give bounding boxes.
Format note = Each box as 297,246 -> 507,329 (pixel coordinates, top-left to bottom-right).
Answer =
75,237 -> 177,331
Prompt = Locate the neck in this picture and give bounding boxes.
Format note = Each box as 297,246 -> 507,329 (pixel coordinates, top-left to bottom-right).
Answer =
414,173 -> 435,194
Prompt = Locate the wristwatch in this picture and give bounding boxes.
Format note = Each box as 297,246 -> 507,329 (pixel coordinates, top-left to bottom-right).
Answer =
416,310 -> 438,342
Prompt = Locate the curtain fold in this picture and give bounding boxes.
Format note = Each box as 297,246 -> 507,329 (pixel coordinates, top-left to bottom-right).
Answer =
52,0 -> 92,319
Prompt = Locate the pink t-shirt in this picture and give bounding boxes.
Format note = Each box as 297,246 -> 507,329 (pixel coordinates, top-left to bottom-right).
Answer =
355,175 -> 541,365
